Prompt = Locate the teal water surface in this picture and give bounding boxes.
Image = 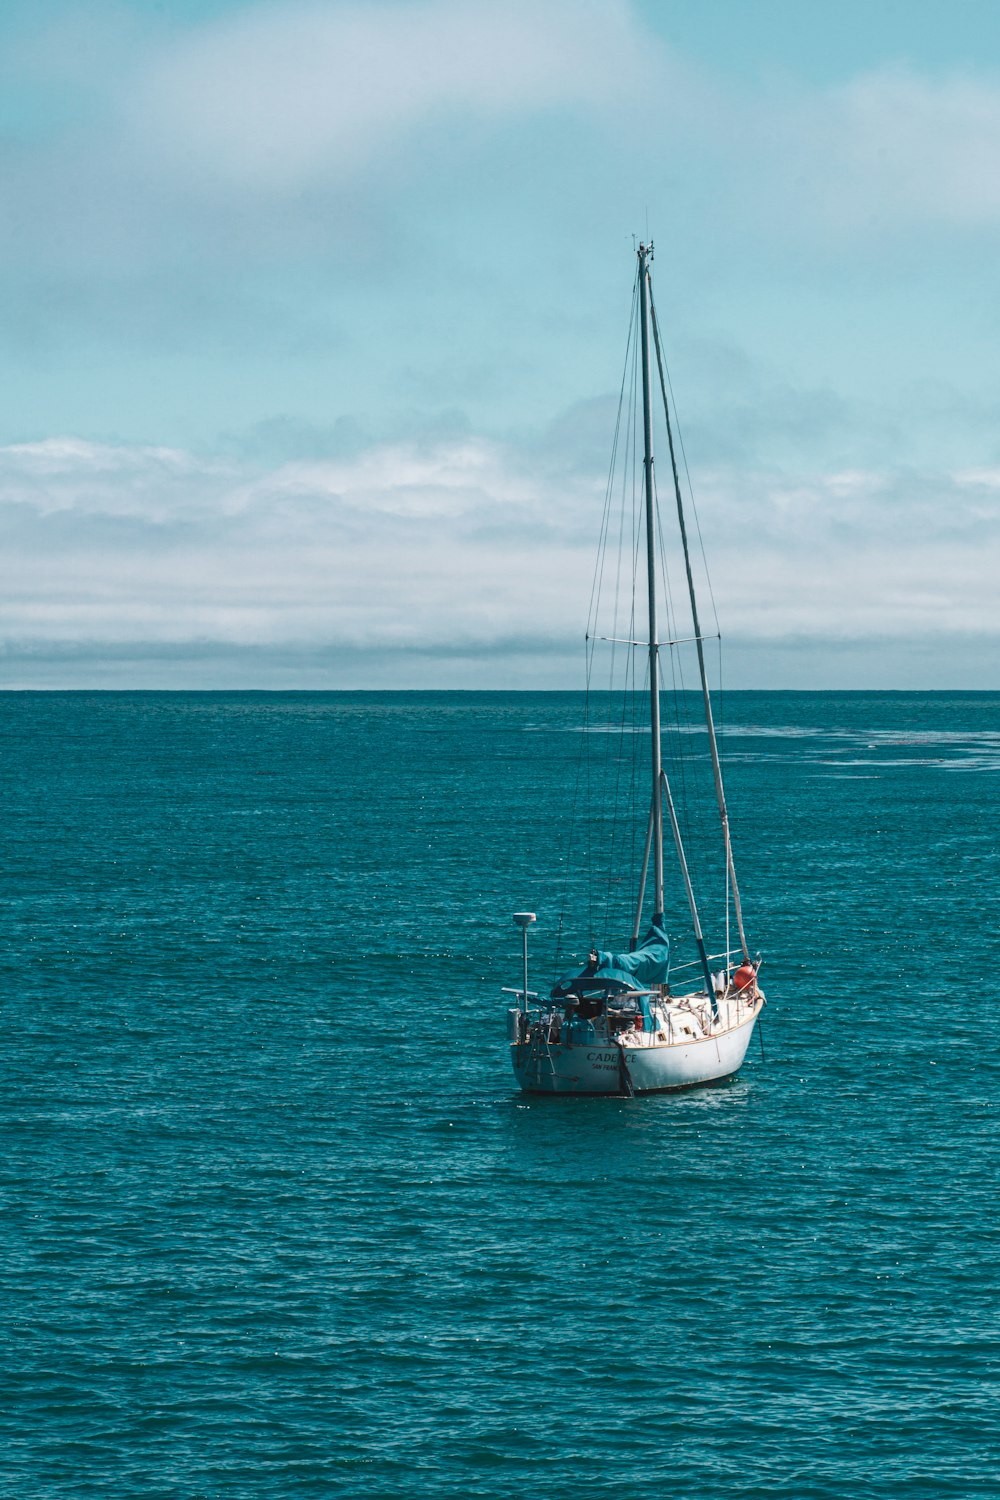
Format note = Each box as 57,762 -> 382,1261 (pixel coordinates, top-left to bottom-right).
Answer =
2,690 -> 998,1497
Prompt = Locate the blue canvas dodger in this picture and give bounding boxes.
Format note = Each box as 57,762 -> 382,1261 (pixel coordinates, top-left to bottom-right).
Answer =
551,922 -> 670,998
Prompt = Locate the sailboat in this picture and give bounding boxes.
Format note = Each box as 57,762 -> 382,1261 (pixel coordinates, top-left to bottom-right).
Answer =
505,244 -> 764,1095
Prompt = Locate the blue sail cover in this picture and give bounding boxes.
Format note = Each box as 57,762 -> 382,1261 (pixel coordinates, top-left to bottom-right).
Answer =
551,922 -> 670,998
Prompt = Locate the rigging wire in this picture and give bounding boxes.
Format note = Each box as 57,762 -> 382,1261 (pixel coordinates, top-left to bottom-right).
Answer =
654,288 -> 721,638
592,284 -> 641,943
621,328 -> 645,939
595,277 -> 649,947
585,275 -> 638,637
559,270 -> 639,967
650,276 -> 738,955
719,631 -> 731,964
599,305 -> 641,937
624,469 -> 644,937
652,469 -> 703,949
632,652 -> 650,930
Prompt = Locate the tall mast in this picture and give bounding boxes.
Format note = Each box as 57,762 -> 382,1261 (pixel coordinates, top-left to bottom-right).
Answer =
648,292 -> 750,961
638,243 -> 664,922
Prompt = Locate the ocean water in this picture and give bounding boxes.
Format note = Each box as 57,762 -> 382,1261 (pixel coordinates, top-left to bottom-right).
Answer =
2,689 -> 998,1498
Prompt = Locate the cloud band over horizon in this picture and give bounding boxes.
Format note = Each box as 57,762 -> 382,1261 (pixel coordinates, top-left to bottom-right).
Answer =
2,428 -> 997,688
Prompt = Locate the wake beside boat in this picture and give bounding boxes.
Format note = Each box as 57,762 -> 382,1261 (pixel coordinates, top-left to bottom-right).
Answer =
505,244 -> 764,1096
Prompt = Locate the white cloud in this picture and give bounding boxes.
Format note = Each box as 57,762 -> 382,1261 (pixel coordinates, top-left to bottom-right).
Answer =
0,434 -> 595,658
255,440 -> 539,519
0,432 -> 995,682
125,0 -> 651,191
694,62 -> 1000,242
691,461 -> 1000,640
8,1 -> 1000,304
824,68 -> 1000,230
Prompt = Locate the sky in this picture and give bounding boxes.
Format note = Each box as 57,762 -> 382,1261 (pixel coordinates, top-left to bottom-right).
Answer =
2,0 -> 1000,688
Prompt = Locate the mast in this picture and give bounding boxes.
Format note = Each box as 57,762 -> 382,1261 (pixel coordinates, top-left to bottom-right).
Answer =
648,292 -> 750,961
637,243 -> 664,922
639,247 -> 717,1010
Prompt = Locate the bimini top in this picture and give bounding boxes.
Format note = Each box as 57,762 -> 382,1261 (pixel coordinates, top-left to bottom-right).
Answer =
551,922 -> 670,999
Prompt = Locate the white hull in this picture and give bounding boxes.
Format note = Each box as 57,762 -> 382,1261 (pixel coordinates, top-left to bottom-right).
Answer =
511,998 -> 761,1095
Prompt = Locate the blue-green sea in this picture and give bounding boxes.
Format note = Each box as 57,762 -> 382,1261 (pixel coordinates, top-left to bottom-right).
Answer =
3,690 -> 998,1498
